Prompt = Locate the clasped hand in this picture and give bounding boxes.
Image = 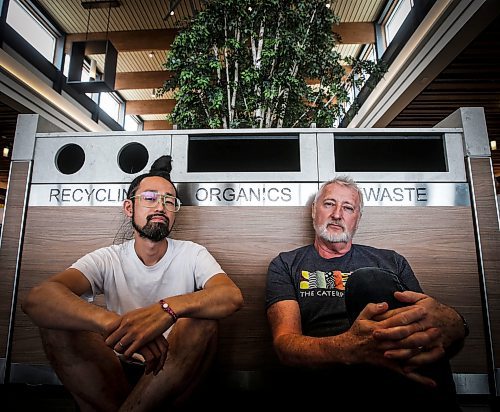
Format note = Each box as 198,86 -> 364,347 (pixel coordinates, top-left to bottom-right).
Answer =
348,291 -> 451,387
102,304 -> 174,375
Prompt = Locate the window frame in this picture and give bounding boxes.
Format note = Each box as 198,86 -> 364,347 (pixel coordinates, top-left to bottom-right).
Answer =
6,0 -> 63,66
384,0 -> 414,47
98,91 -> 124,124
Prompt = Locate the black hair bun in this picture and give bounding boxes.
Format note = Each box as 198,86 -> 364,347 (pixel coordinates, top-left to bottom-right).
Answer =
150,155 -> 172,174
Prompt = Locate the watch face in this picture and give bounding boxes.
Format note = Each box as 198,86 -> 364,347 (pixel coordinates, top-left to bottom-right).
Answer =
159,299 -> 178,321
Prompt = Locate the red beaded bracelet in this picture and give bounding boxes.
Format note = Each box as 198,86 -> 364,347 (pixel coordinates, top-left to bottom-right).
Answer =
159,299 -> 178,322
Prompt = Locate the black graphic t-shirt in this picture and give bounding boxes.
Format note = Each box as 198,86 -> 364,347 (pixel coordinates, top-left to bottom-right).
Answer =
265,244 -> 460,408
266,244 -> 423,337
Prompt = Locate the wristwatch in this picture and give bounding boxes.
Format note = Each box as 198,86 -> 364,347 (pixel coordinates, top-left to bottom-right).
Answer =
159,299 -> 178,322
458,312 -> 469,337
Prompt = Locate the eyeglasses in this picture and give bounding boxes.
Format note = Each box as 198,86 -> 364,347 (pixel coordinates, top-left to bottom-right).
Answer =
131,191 -> 182,212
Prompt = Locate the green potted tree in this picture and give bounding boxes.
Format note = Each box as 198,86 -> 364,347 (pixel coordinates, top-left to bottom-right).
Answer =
159,0 -> 386,129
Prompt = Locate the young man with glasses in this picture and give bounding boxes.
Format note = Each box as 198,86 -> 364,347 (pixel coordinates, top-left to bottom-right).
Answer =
22,155 -> 243,412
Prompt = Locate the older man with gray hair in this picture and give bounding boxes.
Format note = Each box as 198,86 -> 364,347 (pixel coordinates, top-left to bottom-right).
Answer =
266,176 -> 468,411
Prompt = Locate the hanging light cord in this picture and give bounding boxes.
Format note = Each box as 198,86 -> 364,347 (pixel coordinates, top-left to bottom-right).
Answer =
85,7 -> 91,41
106,3 -> 112,41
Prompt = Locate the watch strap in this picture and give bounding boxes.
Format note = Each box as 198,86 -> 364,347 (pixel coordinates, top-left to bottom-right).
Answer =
159,299 -> 178,322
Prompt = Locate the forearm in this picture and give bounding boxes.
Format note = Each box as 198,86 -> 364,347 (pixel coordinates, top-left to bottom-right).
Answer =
274,332 -> 354,368
439,304 -> 468,354
22,281 -> 114,333
165,281 -> 243,320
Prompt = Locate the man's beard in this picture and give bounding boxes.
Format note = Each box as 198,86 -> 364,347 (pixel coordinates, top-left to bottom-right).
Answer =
132,212 -> 171,242
314,219 -> 354,244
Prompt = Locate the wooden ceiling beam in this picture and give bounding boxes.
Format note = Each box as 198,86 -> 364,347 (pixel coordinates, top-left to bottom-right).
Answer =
115,69 -> 352,89
305,66 -> 352,85
115,71 -> 173,90
65,22 -> 374,54
65,29 -> 178,53
126,100 -> 175,115
143,120 -> 173,130
333,22 -> 375,44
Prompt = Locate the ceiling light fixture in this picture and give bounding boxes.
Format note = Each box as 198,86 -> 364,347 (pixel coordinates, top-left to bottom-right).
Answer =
67,1 -> 118,93
3,147 -> 10,158
163,0 -> 181,20
81,1 -> 121,9
491,140 -> 497,151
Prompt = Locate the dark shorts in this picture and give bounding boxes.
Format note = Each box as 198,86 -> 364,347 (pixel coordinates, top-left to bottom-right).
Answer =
118,354 -> 146,385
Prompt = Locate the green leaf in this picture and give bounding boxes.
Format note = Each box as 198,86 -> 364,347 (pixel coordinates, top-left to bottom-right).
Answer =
159,0 -> 386,129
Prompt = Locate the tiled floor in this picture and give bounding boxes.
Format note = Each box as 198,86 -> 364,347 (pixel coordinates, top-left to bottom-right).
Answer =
4,384 -> 77,411
2,384 -> 498,411
458,395 -> 498,412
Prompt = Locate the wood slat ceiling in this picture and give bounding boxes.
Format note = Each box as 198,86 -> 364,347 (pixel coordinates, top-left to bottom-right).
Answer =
38,0 -> 201,31
1,0 -> 499,189
332,0 -> 384,22
37,0 -> 384,122
40,0 -> 384,32
388,13 -> 500,177
0,0 -> 386,189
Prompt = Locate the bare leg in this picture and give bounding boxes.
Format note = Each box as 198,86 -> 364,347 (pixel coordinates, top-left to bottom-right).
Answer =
40,328 -> 130,412
119,318 -> 218,412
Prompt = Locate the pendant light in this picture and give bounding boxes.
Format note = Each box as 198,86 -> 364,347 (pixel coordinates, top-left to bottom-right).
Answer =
67,1 -> 119,93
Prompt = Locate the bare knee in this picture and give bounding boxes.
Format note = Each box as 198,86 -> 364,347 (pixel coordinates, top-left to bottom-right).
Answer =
39,327 -> 72,347
40,328 -> 82,363
173,318 -> 217,339
192,318 -> 218,337
39,328 -> 129,411
41,328 -> 104,353
166,319 -> 218,356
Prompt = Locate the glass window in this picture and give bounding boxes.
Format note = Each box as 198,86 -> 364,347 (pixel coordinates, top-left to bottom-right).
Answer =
124,115 -> 141,131
384,0 -> 414,46
360,44 -> 376,62
358,44 -> 376,83
343,88 -> 353,113
6,0 -> 57,63
78,60 -> 99,101
100,93 -> 121,122
81,60 -> 91,82
62,53 -> 71,77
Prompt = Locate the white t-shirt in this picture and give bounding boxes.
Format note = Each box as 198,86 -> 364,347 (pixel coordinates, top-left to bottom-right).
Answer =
71,238 -> 223,315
